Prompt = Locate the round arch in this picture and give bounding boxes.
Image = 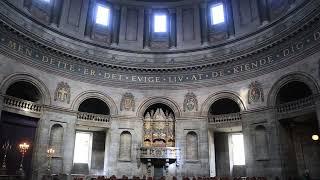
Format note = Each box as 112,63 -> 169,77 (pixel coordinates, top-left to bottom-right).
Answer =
267,72 -> 319,106
200,91 -> 246,116
136,96 -> 182,118
0,73 -> 51,105
71,91 -> 118,115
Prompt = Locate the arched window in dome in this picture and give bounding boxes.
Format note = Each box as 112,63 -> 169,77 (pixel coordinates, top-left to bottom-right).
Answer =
210,3 -> 225,25
154,13 -> 168,33
95,4 -> 111,26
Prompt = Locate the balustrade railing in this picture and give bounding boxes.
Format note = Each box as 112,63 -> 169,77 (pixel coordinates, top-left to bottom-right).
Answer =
77,112 -> 110,122
208,112 -> 241,124
3,95 -> 42,113
140,147 -> 179,159
276,95 -> 315,113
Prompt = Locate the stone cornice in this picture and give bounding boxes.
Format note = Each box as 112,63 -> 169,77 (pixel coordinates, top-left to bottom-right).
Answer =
0,0 -> 319,70
1,17 -> 320,89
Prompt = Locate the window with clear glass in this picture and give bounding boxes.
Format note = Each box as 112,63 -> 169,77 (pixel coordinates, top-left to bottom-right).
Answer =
95,4 -> 110,26
210,3 -> 225,25
154,14 -> 167,33
41,0 -> 51,3
231,134 -> 245,165
73,132 -> 92,164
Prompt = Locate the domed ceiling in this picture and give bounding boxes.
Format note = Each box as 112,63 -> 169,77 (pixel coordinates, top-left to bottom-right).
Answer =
0,0 -> 319,89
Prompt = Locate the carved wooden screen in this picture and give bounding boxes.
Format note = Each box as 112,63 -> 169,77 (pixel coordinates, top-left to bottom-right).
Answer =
143,107 -> 175,147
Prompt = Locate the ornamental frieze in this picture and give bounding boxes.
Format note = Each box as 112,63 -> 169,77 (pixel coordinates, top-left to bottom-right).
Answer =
0,19 -> 320,89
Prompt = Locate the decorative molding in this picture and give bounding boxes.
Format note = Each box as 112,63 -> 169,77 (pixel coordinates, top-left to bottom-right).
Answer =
183,92 -> 198,112
120,92 -> 135,111
0,2 -> 320,89
54,82 -> 71,104
0,0 -> 318,69
248,81 -> 264,104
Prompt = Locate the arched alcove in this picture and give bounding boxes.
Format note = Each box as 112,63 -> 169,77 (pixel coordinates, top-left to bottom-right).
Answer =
5,81 -> 41,103
119,131 -> 132,161
186,131 -> 198,160
49,124 -> 64,155
276,81 -> 312,104
49,124 -> 64,174
143,103 -> 175,147
209,98 -> 241,115
78,98 -> 110,115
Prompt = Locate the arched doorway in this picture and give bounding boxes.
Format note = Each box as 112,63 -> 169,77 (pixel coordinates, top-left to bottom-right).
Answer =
276,81 -> 320,179
72,98 -> 110,175
0,81 -> 42,179
208,98 -> 245,177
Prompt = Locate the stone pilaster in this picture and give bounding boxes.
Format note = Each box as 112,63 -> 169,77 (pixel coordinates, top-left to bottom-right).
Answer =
315,94 -> 320,130
169,8 -> 177,49
111,5 -> 121,45
200,3 -> 208,45
226,0 -> 235,37
241,108 -> 283,179
257,0 -> 270,25
0,95 -> 4,124
32,108 -> 77,180
143,9 -> 152,49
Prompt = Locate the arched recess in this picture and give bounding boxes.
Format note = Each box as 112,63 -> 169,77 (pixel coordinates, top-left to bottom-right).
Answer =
267,72 -> 319,106
49,124 -> 64,174
0,73 -> 51,105
254,125 -> 269,160
49,124 -> 64,155
137,97 -> 181,118
200,91 -> 246,116
71,91 -> 118,115
119,131 -> 132,161
186,131 -> 198,160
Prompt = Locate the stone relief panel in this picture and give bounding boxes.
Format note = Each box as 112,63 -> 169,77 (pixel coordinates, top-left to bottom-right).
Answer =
183,92 -> 198,112
120,92 -> 135,111
54,82 -> 71,104
248,81 -> 264,104
186,131 -> 198,160
119,131 -> 132,161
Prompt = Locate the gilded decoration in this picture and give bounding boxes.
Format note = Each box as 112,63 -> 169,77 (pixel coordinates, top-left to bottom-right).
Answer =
143,107 -> 175,148
183,92 -> 198,112
54,82 -> 70,104
120,92 -> 135,111
248,81 -> 264,104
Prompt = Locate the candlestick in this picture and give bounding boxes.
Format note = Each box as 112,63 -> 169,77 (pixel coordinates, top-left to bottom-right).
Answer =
17,142 -> 29,177
47,148 -> 55,174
